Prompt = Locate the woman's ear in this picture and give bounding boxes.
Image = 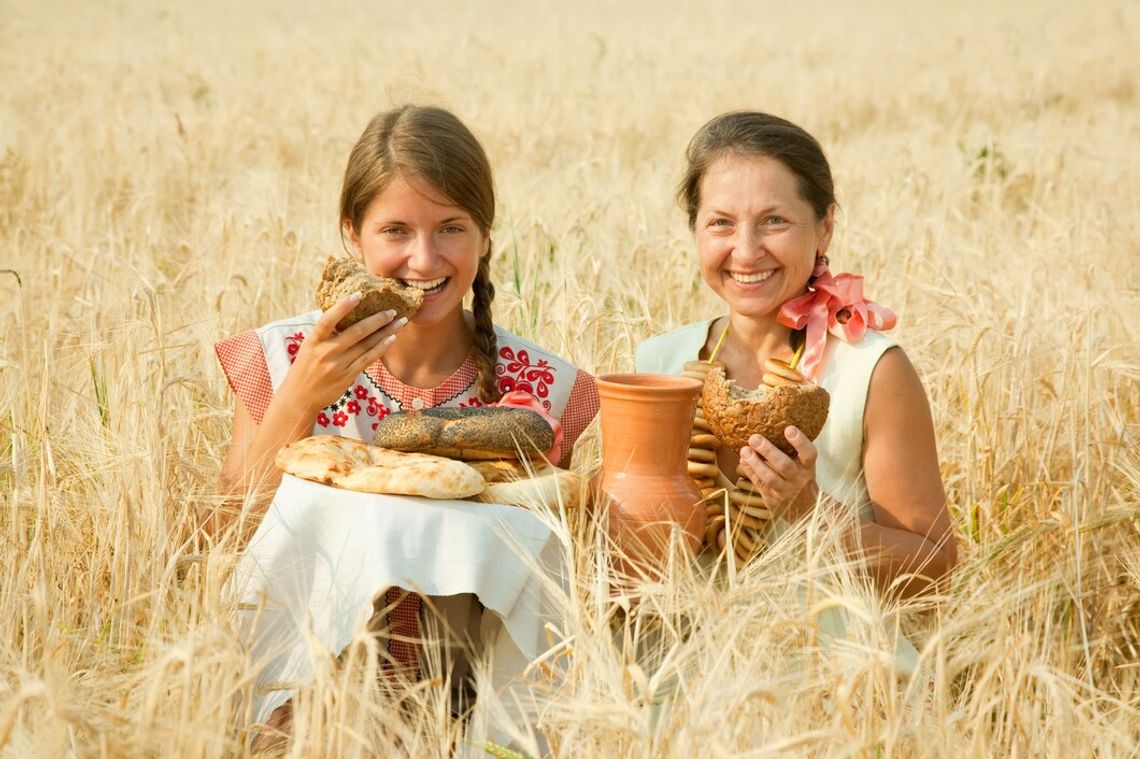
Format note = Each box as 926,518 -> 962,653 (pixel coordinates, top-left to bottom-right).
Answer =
343,220 -> 363,260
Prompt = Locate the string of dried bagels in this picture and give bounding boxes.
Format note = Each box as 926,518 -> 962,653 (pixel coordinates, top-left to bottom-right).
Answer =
686,322 -> 829,565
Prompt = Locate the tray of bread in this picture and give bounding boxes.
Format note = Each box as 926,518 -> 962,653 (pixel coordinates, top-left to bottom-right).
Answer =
274,405 -> 582,510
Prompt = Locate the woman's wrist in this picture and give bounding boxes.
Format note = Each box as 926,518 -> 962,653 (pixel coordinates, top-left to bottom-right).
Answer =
270,378 -> 324,425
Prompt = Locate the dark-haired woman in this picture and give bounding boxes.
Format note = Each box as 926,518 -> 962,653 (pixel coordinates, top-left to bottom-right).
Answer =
638,112 -> 956,603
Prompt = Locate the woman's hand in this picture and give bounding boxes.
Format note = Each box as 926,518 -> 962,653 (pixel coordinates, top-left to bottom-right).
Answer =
277,293 -> 407,414
738,426 -> 819,523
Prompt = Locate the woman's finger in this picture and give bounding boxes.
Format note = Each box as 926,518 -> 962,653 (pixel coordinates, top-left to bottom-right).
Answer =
312,292 -> 362,340
784,427 -> 818,469
748,434 -> 799,479
339,308 -> 399,346
349,330 -> 399,376
739,447 -> 777,491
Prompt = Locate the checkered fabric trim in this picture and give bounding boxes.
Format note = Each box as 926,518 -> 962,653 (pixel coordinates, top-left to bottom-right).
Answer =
214,330 -> 274,425
561,369 -> 600,452
383,586 -> 423,681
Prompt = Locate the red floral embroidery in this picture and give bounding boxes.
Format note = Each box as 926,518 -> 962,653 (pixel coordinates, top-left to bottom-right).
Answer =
496,346 -> 556,409
317,412 -> 330,426
285,332 -> 305,364
332,411 -> 349,427
346,400 -> 361,414
459,396 -> 484,408
354,385 -> 369,400
366,397 -> 392,419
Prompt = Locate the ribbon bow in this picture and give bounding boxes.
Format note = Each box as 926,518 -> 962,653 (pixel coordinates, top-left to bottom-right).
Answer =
777,258 -> 897,380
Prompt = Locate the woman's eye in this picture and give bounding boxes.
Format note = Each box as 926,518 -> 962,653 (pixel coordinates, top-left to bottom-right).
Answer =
763,216 -> 789,226
440,225 -> 463,234
708,218 -> 732,228
380,227 -> 407,236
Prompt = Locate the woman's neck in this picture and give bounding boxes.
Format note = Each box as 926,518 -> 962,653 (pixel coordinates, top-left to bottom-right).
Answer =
381,308 -> 475,389
711,312 -> 795,389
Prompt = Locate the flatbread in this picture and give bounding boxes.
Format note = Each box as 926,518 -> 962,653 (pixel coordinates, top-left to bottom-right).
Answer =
471,468 -> 583,509
466,460 -> 530,484
275,435 -> 485,499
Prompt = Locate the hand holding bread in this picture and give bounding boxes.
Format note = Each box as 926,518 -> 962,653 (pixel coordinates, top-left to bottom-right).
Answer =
275,257 -> 424,414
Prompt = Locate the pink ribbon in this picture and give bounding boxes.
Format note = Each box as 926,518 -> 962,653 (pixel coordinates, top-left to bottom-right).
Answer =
495,390 -> 564,463
777,259 -> 897,380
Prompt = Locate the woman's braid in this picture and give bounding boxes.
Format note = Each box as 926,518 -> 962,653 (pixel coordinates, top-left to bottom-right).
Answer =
471,253 -> 501,404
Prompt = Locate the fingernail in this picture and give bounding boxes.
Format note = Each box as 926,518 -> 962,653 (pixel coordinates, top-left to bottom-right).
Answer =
349,291 -> 362,304
749,434 -> 763,447
393,317 -> 408,328
384,334 -> 397,344
786,426 -> 799,439
385,309 -> 397,319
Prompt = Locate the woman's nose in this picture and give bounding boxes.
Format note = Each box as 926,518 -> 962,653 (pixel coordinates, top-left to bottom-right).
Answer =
734,225 -> 766,260
406,232 -> 438,272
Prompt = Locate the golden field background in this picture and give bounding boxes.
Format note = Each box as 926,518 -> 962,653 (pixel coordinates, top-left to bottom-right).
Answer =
1,0 -> 1139,755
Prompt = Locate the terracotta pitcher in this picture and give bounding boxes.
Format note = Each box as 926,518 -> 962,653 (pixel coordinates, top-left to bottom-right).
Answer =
595,373 -> 706,569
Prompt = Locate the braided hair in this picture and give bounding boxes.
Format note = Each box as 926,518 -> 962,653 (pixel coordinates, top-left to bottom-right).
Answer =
470,250 -> 500,403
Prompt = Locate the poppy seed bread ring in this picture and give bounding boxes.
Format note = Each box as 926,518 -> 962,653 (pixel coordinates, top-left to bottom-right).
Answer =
372,407 -> 555,461
316,256 -> 424,332
701,364 -> 830,456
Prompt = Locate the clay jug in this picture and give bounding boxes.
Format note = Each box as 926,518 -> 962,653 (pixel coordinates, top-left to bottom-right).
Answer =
596,373 -> 706,569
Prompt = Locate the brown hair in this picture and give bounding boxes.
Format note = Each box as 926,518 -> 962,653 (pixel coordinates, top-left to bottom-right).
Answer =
677,111 -> 836,229
340,105 -> 501,403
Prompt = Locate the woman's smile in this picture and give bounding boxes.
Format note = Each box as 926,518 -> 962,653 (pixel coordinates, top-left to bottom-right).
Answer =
726,269 -> 777,286
399,276 -> 451,296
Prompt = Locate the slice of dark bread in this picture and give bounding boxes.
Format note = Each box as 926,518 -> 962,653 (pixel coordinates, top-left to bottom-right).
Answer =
315,256 -> 423,332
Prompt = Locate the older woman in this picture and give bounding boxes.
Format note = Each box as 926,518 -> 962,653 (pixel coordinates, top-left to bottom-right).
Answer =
637,111 -> 956,598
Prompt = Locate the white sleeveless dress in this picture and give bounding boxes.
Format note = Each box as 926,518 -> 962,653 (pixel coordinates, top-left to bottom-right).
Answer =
636,319 -> 919,674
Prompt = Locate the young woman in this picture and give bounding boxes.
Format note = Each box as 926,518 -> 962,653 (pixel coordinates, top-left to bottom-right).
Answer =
209,105 -> 599,740
637,111 -> 956,598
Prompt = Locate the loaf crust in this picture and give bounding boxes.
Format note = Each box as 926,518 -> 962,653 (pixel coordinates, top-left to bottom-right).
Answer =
315,256 -> 424,331
372,407 -> 555,461
701,365 -> 830,455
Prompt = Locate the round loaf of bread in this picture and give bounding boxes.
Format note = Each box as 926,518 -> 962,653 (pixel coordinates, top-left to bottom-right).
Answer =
701,364 -> 829,455
315,256 -> 424,332
372,406 -> 556,460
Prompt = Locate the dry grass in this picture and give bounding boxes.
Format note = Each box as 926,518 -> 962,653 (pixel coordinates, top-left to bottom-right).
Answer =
2,0 -> 1138,755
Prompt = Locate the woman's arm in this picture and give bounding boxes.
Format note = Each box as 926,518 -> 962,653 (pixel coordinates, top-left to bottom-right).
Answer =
857,347 -> 957,598
201,295 -> 407,541
736,346 -> 956,598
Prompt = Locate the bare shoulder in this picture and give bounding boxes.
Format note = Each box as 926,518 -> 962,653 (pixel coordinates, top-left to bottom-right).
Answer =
866,346 -> 929,417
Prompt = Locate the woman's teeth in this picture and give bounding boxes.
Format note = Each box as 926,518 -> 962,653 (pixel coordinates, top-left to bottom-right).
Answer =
401,277 -> 448,293
729,270 -> 774,284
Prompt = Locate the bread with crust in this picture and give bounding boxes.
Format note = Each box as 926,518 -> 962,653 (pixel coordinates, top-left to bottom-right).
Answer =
372,406 -> 555,460
315,256 -> 424,332
472,468 -> 584,509
275,434 -> 485,498
701,364 -> 829,455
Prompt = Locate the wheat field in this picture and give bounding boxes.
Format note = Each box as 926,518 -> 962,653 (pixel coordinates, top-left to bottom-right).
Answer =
1,0 -> 1138,755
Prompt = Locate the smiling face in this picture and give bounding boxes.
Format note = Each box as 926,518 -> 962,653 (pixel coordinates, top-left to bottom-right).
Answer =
695,153 -> 835,322
346,172 -> 488,329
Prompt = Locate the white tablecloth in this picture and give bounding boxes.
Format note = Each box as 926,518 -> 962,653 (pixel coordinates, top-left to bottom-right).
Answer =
231,474 -> 566,732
